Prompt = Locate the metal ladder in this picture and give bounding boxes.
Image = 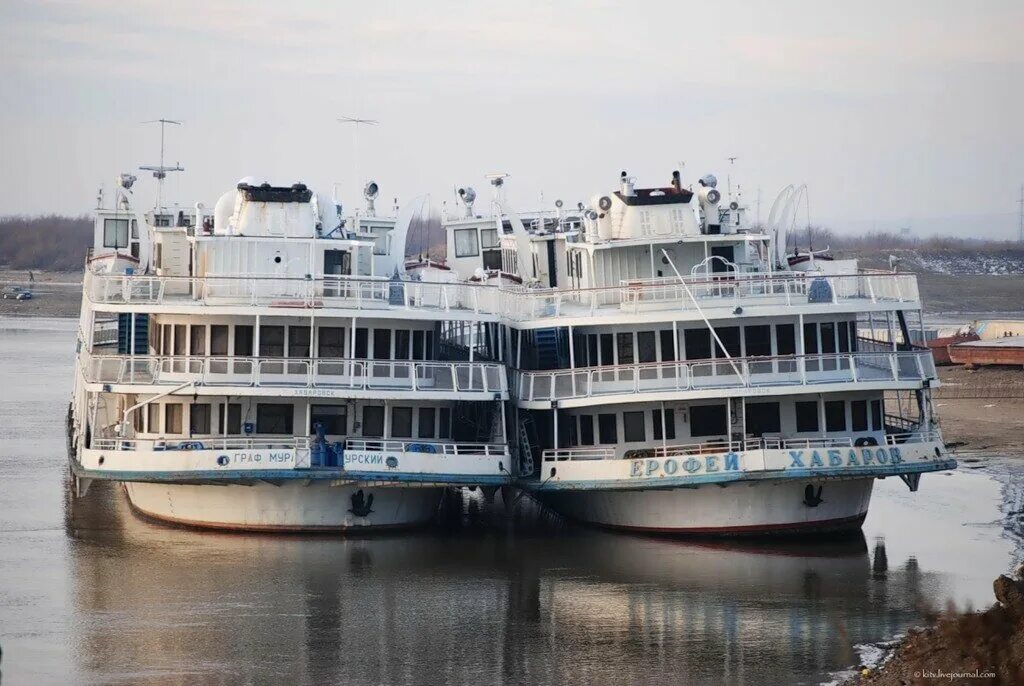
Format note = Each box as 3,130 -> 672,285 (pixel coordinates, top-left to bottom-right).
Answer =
517,416 -> 535,477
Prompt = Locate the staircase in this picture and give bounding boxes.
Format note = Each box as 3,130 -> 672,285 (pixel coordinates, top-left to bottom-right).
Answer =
117,314 -> 148,355
518,416 -> 536,477
534,328 -> 561,370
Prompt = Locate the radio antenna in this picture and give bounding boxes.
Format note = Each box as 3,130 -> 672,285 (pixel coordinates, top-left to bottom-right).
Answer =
337,116 -> 378,213
139,118 -> 184,210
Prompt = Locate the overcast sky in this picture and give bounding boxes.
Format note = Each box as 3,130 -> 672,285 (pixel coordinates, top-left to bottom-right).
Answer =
1,0 -> 1022,236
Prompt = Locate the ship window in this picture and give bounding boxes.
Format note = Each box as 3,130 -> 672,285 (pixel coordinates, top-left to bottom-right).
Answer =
803,324 -> 819,354
870,399 -> 883,431
684,329 -> 711,360
394,330 -> 411,360
825,400 -> 846,432
173,324 -> 186,356
154,214 -> 172,227
222,403 -> 242,434
745,402 -> 780,437
103,218 -> 129,248
210,326 -> 229,356
586,335 -> 598,367
481,228 -> 500,249
597,414 -> 617,444
190,404 -> 211,435
659,330 -> 675,362
599,334 -> 614,365
454,229 -> 479,258
391,407 -> 413,438
310,405 -> 347,435
838,321 -> 851,353
190,325 -> 206,356
288,326 -> 310,358
715,326 -> 741,358
653,409 -> 676,440
851,400 -> 868,431
418,407 -> 436,439
259,326 -> 285,357
354,328 -> 368,359
690,404 -> 727,437
412,330 -> 427,360
795,401 -> 819,433
362,406 -> 384,437
578,415 -> 594,445
616,332 -> 634,365
821,323 -> 837,354
161,325 -> 171,356
165,403 -> 183,434
373,329 -> 392,359
439,407 -> 451,439
131,219 -> 139,239
623,411 -> 646,442
234,326 -> 253,356
257,404 -> 293,434
318,327 -> 345,358
744,325 -> 772,357
369,226 -> 391,255
133,407 -> 144,433
776,324 -> 796,356
147,403 -> 160,433
637,331 -> 656,364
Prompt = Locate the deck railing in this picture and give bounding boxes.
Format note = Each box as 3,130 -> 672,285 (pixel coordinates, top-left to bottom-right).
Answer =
90,436 -> 311,452
82,353 -> 507,394
84,270 -> 921,320
344,438 -> 507,457
541,430 -> 943,462
515,349 -> 936,402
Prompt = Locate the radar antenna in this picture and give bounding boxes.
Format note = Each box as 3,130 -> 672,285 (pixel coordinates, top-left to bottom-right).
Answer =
139,118 -> 184,210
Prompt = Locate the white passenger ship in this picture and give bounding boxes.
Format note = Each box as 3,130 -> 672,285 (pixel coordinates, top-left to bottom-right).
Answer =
68,165 -> 955,534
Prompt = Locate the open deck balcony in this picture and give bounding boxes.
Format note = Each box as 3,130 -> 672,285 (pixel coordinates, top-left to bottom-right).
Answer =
82,353 -> 508,399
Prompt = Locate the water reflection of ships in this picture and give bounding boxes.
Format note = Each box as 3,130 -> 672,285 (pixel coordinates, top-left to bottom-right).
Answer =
67,484 -> 936,684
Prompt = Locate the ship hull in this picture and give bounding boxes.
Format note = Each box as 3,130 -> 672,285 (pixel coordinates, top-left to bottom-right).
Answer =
123,481 -> 443,531
536,478 -> 875,535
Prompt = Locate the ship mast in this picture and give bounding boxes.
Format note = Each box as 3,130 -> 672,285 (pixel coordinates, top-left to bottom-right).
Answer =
139,118 -> 184,210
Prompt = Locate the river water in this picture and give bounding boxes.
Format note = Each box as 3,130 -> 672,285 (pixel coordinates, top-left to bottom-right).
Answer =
0,316 -> 1021,686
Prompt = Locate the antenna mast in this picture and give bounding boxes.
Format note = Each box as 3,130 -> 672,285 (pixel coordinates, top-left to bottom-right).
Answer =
337,116 -> 378,213
139,119 -> 184,210
726,157 -> 737,200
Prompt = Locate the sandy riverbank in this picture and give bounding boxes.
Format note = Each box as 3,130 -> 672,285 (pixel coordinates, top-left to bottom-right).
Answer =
0,268 -> 83,318
935,366 -> 1024,455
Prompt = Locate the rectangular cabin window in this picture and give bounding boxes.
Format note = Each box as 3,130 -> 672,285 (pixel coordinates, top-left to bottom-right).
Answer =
438,407 -> 451,439
851,400 -> 868,432
795,401 -> 820,433
103,218 -> 129,248
637,331 -> 657,364
130,219 -> 139,239
190,404 -> 211,435
690,404 -> 727,437
825,400 -> 846,432
616,333 -> 634,365
599,334 -> 614,365
821,322 -> 837,354
744,325 -> 772,357
162,325 -> 171,356
318,327 -> 345,358
354,328 -> 368,359
147,403 -> 160,433
259,326 -> 285,357
597,414 -> 617,444
234,326 -> 253,356
391,407 -> 413,438
394,330 -> 411,360
362,406 -> 384,437
373,329 -> 392,359
190,325 -> 206,356
652,409 -> 676,440
288,326 -> 310,358
418,407 -> 436,439
481,228 -> 502,270
222,403 -> 241,434
578,415 -> 594,445
803,323 -> 819,354
776,324 -> 796,356
715,326 -> 741,358
256,404 -> 293,434
838,321 -> 851,353
369,226 -> 391,256
164,403 -> 183,434
870,399 -> 883,431
684,329 -> 711,360
745,402 -> 781,437
210,325 -> 229,356
659,330 -> 676,362
310,405 -> 347,435
587,335 -> 599,367
173,324 -> 186,356
412,330 -> 426,360
623,411 -> 646,442
454,229 -> 480,258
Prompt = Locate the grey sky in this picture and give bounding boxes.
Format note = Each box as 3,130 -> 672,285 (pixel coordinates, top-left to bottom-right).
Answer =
1,0 -> 1022,237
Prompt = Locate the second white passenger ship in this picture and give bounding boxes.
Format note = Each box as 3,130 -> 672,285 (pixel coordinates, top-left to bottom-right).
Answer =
68,165 -> 955,533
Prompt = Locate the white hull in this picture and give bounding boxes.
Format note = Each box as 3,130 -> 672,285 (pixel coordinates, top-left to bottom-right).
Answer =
537,478 -> 875,535
123,481 -> 443,531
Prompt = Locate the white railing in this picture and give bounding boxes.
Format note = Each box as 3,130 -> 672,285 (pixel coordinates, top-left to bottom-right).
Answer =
90,436 -> 310,452
515,349 -> 936,402
541,429 -> 943,462
81,353 -> 508,394
84,270 -> 919,322
344,438 -> 507,457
